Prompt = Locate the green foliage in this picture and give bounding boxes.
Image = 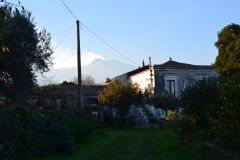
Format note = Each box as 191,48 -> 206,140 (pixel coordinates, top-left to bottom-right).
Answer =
98,80 -> 138,107
101,114 -> 118,128
193,129 -> 212,142
0,107 -> 74,160
59,81 -> 75,86
163,110 -> 196,142
179,74 -> 240,149
64,117 -> 94,144
0,1 -> 24,42
210,73 -> 240,148
0,7 -> 53,100
151,92 -> 180,110
181,79 -> 217,128
215,23 -> 240,82
98,80 -> 140,127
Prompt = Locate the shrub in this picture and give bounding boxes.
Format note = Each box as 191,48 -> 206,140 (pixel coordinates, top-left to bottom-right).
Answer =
210,73 -> 240,148
64,117 -> 94,143
0,107 -> 74,160
181,78 -> 217,128
193,129 -> 212,142
101,114 -> 118,128
31,115 -> 74,157
163,110 -> 196,142
98,80 -> 140,127
150,93 -> 180,110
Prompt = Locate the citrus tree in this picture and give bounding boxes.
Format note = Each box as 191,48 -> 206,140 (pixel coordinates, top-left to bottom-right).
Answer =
98,80 -> 140,126
215,23 -> 240,82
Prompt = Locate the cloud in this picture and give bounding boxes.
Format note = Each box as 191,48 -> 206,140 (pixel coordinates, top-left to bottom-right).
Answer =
81,50 -> 104,66
52,44 -> 104,69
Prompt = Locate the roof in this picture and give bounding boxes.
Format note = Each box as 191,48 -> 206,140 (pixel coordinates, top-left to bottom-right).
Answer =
37,85 -> 106,97
127,65 -> 150,77
154,60 -> 216,70
113,59 -> 216,79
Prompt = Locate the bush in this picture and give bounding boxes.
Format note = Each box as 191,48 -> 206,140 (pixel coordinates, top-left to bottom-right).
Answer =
101,113 -> 118,128
181,78 -> 217,128
151,93 -> 180,110
64,117 -> 94,143
0,107 -> 74,160
193,129 -> 212,142
31,115 -> 74,157
163,110 -> 196,143
210,73 -> 240,148
98,80 -> 140,127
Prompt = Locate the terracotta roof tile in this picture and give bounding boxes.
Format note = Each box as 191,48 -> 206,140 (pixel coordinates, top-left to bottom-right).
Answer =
127,65 -> 150,77
37,85 -> 106,97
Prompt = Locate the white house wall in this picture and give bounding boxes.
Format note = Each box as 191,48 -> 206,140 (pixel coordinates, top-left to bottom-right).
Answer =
129,69 -> 155,93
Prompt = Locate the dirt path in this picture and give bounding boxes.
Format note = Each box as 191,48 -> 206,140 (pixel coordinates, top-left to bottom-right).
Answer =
81,131 -> 117,160
82,128 -> 235,160
34,128 -> 235,160
84,129 -> 153,160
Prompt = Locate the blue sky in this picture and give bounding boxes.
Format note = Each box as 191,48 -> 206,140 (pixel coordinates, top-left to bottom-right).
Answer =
20,0 -> 240,68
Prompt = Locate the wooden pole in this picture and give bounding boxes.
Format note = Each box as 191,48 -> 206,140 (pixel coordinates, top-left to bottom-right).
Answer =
76,20 -> 83,109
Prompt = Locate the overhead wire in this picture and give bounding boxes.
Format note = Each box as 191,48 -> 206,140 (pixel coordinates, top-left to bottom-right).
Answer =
79,23 -> 140,67
53,22 -> 76,51
60,0 -> 78,20
59,0 -> 140,67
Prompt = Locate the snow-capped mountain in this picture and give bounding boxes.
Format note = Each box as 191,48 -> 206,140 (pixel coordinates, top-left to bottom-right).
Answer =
37,59 -> 136,85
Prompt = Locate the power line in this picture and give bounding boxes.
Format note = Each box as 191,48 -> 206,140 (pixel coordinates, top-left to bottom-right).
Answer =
59,0 -> 140,67
80,23 -> 139,67
54,22 -> 75,51
60,0 -> 78,20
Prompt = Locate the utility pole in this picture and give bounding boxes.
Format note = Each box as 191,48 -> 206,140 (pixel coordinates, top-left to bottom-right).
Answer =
76,20 -> 83,109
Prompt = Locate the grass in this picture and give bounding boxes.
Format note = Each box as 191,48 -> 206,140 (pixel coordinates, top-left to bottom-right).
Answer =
33,127 -> 236,160
32,129 -> 111,160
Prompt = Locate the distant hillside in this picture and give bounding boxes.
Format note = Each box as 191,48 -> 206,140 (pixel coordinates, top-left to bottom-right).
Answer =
37,59 -> 136,85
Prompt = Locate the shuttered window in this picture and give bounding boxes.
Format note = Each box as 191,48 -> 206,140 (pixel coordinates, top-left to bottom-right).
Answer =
166,80 -> 175,95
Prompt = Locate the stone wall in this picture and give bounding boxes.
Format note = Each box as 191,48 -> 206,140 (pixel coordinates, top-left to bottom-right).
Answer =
154,68 -> 217,97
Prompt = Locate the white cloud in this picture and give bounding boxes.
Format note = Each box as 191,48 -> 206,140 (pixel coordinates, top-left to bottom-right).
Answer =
52,44 -> 104,69
81,50 -> 104,66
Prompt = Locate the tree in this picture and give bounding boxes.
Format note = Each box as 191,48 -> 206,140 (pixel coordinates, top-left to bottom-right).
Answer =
215,23 -> 240,82
72,75 -> 96,85
210,73 -> 240,148
82,75 -> 95,85
59,81 -> 75,86
98,80 -> 139,126
0,1 -> 24,53
181,79 -> 218,128
0,8 -> 53,101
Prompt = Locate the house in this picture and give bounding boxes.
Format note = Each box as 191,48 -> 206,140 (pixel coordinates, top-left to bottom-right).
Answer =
13,85 -> 105,112
114,57 -> 217,97
0,84 -> 106,118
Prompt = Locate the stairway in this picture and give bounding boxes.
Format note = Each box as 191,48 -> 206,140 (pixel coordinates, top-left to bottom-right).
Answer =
133,107 -> 149,128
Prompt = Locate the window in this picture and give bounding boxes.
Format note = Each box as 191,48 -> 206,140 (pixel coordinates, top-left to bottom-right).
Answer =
183,79 -> 187,89
166,80 -> 175,95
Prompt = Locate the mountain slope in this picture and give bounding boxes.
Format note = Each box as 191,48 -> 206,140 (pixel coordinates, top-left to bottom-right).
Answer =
37,59 -> 136,85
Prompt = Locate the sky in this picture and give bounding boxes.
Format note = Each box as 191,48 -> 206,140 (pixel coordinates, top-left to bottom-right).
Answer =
18,0 -> 240,69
